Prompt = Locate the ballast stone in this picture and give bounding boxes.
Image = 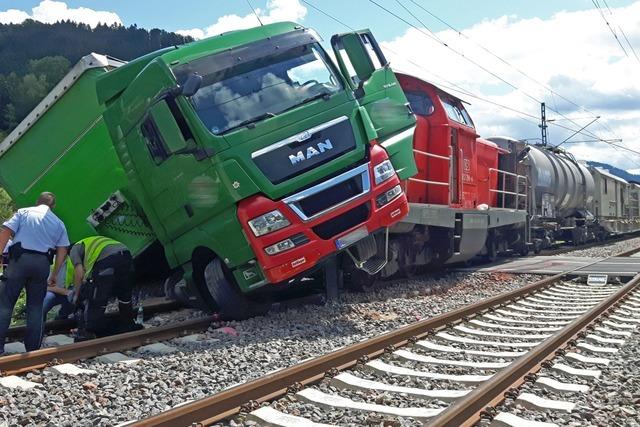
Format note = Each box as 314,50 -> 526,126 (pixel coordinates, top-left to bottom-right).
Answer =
0,375 -> 41,390
95,352 -> 141,365
46,363 -> 97,376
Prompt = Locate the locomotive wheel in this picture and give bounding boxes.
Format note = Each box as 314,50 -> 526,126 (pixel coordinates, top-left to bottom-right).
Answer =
204,258 -> 267,320
518,244 -> 529,257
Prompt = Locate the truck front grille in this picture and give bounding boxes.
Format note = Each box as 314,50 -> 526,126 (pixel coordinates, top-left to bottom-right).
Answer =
283,163 -> 370,222
312,203 -> 370,240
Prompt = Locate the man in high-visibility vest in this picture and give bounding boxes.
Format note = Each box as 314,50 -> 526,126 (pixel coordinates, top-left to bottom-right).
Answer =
65,236 -> 136,339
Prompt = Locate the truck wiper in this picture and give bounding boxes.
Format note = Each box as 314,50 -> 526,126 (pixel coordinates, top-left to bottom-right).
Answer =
225,112 -> 277,133
298,92 -> 332,106
279,92 -> 332,115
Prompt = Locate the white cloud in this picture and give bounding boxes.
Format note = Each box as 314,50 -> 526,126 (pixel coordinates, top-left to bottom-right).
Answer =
177,0 -> 307,39
0,9 -> 30,24
0,0 -> 121,27
381,2 -> 640,169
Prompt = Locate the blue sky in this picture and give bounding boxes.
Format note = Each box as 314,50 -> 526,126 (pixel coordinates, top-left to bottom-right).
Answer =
3,0 -> 635,40
1,0 -> 639,169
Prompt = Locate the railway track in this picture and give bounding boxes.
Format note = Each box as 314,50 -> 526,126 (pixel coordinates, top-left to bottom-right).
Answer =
5,297 -> 184,341
128,247 -> 640,427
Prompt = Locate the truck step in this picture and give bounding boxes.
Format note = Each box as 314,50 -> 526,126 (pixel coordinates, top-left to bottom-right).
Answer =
359,256 -> 387,275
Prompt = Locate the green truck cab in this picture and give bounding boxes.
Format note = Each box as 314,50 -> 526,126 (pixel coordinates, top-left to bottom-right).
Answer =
0,22 -> 416,319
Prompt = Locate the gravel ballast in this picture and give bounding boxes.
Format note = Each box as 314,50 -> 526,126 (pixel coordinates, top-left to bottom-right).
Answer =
491,292 -> 640,427
0,272 -> 541,426
553,235 -> 640,258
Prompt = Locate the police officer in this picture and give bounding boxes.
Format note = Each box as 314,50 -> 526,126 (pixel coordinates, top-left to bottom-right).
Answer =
0,192 -> 69,352
69,236 -> 136,340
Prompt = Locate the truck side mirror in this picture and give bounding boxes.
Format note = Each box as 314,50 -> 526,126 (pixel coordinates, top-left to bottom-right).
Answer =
181,73 -> 203,97
169,73 -> 203,98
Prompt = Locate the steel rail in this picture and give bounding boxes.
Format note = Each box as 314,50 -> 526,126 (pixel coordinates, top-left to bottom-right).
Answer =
133,245 -> 640,427
429,271 -> 640,427
131,249 -> 633,427
0,316 -> 214,376
6,298 -> 184,341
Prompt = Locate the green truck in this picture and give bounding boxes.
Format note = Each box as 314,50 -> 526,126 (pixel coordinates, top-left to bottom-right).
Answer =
0,22 -> 416,318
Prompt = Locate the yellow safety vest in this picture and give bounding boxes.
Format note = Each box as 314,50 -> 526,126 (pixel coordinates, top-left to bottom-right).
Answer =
64,257 -> 74,288
50,257 -> 76,289
75,236 -> 122,279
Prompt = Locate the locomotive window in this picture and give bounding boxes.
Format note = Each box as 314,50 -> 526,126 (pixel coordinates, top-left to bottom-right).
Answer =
405,91 -> 434,116
442,98 -> 474,127
459,107 -> 475,128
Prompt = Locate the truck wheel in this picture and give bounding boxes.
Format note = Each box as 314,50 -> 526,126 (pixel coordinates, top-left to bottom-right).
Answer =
204,258 -> 263,320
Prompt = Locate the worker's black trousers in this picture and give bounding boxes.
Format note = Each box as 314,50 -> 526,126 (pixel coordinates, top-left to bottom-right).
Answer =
81,251 -> 134,337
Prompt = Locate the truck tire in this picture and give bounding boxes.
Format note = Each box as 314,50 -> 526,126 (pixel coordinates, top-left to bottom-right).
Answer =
204,258 -> 260,320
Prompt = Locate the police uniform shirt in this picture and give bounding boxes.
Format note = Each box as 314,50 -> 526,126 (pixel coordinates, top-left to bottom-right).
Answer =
3,205 -> 70,252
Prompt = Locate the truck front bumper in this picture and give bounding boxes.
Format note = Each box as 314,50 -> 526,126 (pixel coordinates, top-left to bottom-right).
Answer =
237,145 -> 409,284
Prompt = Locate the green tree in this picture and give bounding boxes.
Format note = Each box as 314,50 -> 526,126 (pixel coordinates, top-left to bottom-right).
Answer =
28,56 -> 70,85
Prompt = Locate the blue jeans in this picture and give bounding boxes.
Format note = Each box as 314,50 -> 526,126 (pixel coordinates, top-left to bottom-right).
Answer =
43,290 -> 75,320
0,253 -> 50,352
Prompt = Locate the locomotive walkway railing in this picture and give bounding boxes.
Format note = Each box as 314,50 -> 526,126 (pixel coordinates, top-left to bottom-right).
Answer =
408,148 -> 451,187
489,167 -> 528,210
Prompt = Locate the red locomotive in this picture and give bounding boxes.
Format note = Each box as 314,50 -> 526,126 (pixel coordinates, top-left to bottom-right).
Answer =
382,74 -> 529,277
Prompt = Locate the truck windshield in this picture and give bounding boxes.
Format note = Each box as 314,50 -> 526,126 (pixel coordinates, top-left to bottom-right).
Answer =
184,43 -> 342,135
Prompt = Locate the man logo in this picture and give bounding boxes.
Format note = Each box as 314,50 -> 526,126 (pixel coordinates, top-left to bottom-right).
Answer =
289,139 -> 334,165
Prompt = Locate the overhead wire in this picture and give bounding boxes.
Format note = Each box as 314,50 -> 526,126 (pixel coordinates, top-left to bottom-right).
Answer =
599,0 -> 640,64
405,0 -> 620,139
384,0 -> 610,143
591,0 -> 633,59
301,0 -> 640,160
301,0 -> 540,128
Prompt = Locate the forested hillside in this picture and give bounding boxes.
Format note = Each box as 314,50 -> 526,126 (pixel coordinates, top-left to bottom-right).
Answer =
0,20 -> 192,139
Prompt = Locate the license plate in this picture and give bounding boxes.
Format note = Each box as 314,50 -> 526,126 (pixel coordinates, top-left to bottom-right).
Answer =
335,226 -> 369,250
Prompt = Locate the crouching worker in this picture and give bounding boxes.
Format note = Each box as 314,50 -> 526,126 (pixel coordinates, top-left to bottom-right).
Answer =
43,256 -> 75,320
68,236 -> 138,341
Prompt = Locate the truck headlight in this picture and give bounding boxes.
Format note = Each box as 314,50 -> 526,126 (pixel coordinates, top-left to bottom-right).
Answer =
376,185 -> 403,208
374,160 -> 395,185
248,210 -> 290,236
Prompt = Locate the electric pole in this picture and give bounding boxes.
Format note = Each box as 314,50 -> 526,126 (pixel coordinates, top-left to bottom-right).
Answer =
539,102 -> 548,146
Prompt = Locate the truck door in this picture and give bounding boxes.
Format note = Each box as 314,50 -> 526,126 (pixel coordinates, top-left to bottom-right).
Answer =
102,59 -> 214,244
331,30 -> 417,180
128,98 -> 212,241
